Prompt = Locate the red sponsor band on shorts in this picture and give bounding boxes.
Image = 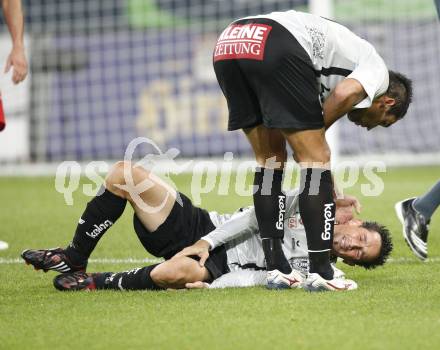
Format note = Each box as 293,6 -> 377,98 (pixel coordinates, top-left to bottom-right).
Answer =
213,23 -> 272,62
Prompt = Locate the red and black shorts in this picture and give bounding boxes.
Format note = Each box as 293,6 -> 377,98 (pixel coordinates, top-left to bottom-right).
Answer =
213,18 -> 323,131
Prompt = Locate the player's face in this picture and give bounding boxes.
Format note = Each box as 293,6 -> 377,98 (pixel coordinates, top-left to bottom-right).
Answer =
347,95 -> 397,130
332,222 -> 382,264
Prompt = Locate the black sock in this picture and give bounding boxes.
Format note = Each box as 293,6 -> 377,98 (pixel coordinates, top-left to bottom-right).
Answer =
65,187 -> 127,261
254,167 -> 291,274
94,264 -> 164,291
262,238 -> 291,272
299,168 -> 334,280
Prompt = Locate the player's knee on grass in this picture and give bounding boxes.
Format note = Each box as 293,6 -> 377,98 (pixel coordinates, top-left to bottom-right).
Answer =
150,257 -> 209,289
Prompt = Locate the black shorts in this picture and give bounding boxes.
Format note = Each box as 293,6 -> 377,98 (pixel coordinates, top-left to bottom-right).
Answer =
213,18 -> 323,131
133,193 -> 229,281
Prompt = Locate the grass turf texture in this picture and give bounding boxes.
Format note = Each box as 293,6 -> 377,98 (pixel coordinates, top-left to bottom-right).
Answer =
1,167 -> 440,350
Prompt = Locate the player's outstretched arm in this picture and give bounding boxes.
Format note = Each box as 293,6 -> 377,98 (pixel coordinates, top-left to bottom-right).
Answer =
323,78 -> 366,129
2,0 -> 28,84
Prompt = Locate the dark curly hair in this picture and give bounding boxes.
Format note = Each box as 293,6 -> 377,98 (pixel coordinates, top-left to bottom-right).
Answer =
354,221 -> 393,270
386,70 -> 413,120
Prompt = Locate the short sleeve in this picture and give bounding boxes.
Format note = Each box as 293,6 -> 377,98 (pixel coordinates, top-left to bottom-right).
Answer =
347,49 -> 389,109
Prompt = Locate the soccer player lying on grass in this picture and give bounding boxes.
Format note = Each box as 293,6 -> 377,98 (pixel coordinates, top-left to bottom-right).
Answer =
21,161 -> 392,292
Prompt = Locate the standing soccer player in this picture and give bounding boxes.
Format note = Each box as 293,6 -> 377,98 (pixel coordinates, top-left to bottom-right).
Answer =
213,9 -> 412,291
0,0 -> 28,250
392,0 -> 440,262
0,0 -> 27,131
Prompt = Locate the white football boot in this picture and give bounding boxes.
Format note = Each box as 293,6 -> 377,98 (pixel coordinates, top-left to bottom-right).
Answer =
266,269 -> 305,289
395,198 -> 429,261
303,273 -> 358,292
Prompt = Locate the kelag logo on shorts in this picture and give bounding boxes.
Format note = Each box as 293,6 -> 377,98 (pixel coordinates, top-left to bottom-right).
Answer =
213,24 -> 272,62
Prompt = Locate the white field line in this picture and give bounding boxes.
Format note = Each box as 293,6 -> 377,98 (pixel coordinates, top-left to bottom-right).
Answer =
0,257 -> 163,265
1,257 -> 439,265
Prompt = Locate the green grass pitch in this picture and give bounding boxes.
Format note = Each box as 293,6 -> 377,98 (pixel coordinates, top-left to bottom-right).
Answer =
1,167 -> 440,350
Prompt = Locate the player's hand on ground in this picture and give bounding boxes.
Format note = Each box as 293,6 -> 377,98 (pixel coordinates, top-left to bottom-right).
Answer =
185,281 -> 210,289
5,45 -> 28,84
173,239 -> 210,267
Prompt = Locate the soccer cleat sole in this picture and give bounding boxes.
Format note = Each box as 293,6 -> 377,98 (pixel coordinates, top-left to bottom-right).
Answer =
21,250 -> 49,272
303,273 -> 357,292
21,249 -> 86,273
394,201 -> 427,261
53,272 -> 96,292
303,281 -> 356,292
303,284 -> 326,292
25,263 -> 47,273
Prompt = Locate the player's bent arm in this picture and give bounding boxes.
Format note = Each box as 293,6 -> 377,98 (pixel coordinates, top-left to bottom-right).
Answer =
323,78 -> 367,130
202,207 -> 258,249
173,207 -> 258,264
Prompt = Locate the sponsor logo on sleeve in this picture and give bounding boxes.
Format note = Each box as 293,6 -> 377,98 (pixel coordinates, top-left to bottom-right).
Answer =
213,23 -> 272,62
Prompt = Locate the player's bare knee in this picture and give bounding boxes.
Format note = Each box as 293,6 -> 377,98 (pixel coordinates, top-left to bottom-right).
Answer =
104,162 -> 128,196
166,258 -> 193,283
295,145 -> 331,165
150,264 -> 174,287
123,167 -> 157,204
314,147 -> 331,165
150,265 -> 167,286
295,153 -> 331,166
255,150 -> 287,169
106,161 -> 128,183
130,165 -> 152,186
